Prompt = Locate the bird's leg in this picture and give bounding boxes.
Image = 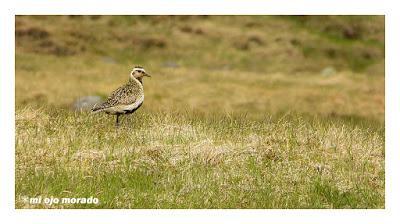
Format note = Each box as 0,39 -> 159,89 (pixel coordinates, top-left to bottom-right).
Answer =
115,114 -> 120,127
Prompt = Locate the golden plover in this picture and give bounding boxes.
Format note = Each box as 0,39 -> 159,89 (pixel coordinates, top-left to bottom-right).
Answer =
92,66 -> 151,126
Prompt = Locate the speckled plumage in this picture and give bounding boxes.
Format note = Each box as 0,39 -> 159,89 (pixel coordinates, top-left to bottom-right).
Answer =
92,66 -> 150,126
92,78 -> 143,113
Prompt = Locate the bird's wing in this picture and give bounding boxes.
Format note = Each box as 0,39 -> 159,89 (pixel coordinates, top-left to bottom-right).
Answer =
106,84 -> 137,106
92,85 -> 137,112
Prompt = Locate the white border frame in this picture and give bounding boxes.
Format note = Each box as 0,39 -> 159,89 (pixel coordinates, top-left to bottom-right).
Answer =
2,0 -> 398,223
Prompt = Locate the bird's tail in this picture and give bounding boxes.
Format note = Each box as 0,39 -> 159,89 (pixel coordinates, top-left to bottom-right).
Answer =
91,103 -> 105,113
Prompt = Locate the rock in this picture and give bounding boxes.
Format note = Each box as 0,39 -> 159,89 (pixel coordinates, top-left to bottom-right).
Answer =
163,61 -> 180,68
101,56 -> 117,64
72,96 -> 102,112
321,66 -> 337,77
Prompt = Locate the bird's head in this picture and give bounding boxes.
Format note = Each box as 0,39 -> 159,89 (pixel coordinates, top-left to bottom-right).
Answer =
130,66 -> 151,82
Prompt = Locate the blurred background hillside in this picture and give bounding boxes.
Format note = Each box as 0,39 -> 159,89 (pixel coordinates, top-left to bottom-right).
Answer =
16,15 -> 385,122
15,15 -> 385,209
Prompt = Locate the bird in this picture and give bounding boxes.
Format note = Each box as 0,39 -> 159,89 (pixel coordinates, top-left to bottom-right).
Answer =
92,65 -> 151,126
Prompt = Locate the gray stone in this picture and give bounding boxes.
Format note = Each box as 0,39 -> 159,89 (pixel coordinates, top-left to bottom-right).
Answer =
101,56 -> 117,64
321,66 -> 337,77
72,95 -> 103,112
163,61 -> 180,68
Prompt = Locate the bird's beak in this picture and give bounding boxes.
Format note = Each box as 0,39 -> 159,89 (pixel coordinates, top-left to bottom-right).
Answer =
145,72 -> 151,77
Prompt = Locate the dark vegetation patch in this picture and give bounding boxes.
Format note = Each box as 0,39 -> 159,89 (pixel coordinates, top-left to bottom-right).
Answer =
179,25 -> 205,35
132,36 -> 167,50
288,15 -> 384,45
233,34 -> 265,51
16,26 -> 85,56
15,15 -> 384,74
290,38 -> 301,46
16,27 -> 50,39
245,21 -> 262,28
285,15 -> 384,72
69,30 -> 97,42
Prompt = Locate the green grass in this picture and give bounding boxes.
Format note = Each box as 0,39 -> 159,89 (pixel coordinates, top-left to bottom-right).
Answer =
15,15 -> 384,209
16,108 -> 384,208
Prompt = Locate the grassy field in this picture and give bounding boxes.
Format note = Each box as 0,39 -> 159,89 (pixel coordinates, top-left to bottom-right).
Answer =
15,15 -> 385,208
